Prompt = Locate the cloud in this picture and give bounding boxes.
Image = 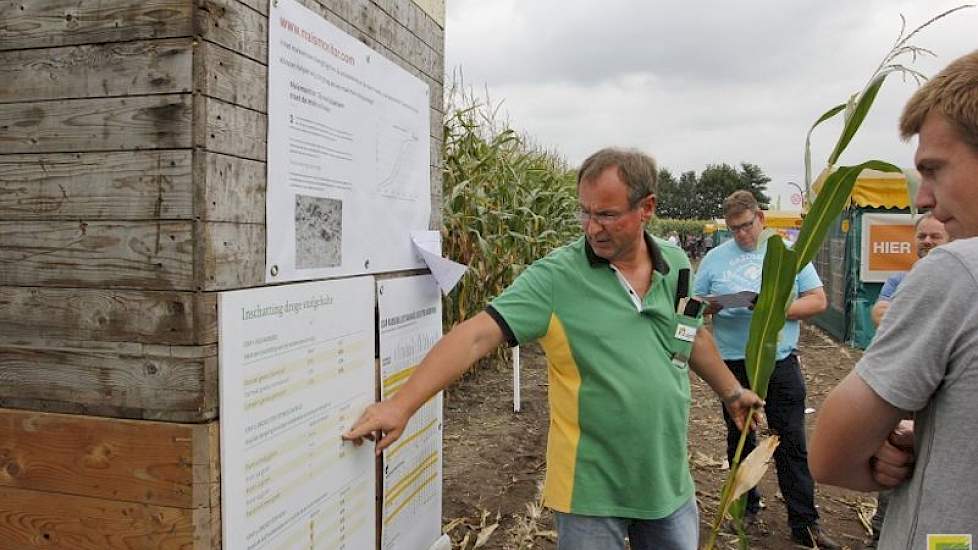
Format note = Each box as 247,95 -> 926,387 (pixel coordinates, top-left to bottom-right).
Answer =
446,1 -> 978,209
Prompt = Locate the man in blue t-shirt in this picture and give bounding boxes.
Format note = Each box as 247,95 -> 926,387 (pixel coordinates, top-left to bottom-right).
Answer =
695,190 -> 837,549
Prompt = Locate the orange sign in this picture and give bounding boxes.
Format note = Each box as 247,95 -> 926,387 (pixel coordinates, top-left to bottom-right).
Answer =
867,224 -> 916,272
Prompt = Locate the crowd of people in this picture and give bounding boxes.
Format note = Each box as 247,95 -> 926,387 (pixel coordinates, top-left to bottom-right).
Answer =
343,50 -> 978,548
666,231 -> 715,261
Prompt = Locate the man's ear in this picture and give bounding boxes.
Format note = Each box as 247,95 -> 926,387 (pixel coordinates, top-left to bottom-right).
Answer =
642,194 -> 657,221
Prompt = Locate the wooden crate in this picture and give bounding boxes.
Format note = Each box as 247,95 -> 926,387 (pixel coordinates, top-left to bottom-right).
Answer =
0,0 -> 444,547
0,408 -> 220,549
0,0 -> 444,419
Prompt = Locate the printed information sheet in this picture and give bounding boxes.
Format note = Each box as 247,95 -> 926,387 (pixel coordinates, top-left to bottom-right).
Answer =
267,0 -> 431,283
219,277 -> 376,550
377,275 -> 444,550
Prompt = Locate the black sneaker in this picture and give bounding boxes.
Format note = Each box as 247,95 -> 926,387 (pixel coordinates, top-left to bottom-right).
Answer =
790,525 -> 841,549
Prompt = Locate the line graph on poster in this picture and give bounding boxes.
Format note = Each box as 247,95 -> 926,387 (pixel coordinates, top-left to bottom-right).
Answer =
375,120 -> 422,201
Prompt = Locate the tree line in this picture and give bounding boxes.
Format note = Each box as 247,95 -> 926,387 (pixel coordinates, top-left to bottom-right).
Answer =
656,162 -> 772,220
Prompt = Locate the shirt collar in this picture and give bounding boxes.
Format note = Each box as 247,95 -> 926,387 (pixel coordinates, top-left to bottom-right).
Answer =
584,231 -> 671,275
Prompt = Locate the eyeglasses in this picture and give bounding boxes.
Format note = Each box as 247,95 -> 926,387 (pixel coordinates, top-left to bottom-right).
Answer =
577,209 -> 630,227
728,215 -> 757,234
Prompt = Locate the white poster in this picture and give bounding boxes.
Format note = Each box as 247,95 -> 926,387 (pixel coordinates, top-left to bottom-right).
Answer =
219,277 -> 377,550
267,0 -> 431,283
377,276 -> 444,550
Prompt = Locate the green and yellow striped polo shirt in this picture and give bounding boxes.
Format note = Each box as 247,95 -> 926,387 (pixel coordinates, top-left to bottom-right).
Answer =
487,233 -> 694,519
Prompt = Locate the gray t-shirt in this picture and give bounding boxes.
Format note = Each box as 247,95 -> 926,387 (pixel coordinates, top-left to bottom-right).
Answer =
856,239 -> 978,548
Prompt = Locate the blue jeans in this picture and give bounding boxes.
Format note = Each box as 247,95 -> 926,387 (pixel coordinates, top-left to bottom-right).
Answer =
554,497 -> 699,550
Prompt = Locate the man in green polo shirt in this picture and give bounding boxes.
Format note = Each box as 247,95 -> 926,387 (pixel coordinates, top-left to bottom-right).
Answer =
344,147 -> 762,549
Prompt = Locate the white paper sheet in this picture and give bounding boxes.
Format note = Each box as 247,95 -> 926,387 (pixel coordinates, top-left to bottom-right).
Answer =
377,275 -> 444,550
219,277 -> 376,550
411,231 -> 467,295
266,0 -> 431,283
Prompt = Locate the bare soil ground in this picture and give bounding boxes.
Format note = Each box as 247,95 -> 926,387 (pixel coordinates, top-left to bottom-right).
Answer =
441,324 -> 878,549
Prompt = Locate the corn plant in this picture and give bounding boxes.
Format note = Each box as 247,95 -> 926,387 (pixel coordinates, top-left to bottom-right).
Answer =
704,6 -> 973,548
441,81 -> 580,349
648,218 -> 714,239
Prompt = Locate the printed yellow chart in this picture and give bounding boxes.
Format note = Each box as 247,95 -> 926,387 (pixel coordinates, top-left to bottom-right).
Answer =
378,275 -> 444,550
219,277 -> 376,550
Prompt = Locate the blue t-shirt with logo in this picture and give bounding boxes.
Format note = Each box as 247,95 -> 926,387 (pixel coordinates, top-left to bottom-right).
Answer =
693,239 -> 823,361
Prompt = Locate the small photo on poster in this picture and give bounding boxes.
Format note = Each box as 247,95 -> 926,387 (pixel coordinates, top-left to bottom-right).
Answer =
295,194 -> 342,268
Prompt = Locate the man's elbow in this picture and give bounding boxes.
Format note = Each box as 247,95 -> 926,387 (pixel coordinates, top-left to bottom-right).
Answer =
807,439 -> 857,489
810,292 -> 828,315
808,418 -> 866,490
807,445 -> 834,485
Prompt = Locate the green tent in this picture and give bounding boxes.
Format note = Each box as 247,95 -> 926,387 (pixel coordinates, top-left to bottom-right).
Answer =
810,170 -> 914,349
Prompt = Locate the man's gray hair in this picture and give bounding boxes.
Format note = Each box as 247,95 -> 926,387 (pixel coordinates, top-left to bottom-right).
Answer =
914,211 -> 941,230
577,147 -> 657,205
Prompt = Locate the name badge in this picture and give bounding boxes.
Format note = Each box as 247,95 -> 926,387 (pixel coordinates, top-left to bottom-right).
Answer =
674,324 -> 697,342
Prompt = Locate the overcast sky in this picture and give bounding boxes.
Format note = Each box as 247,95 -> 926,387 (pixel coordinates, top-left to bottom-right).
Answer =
445,1 -> 978,211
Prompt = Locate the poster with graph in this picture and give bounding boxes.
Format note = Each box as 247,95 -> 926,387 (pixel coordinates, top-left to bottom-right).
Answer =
266,0 -> 431,283
377,275 -> 444,550
219,277 -> 376,550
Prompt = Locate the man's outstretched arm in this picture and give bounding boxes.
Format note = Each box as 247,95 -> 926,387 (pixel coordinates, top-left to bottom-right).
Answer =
342,311 -> 505,453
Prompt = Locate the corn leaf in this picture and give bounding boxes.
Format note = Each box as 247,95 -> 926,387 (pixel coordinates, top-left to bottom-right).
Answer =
731,435 -> 780,502
804,103 -> 846,190
744,236 -> 797,399
827,74 -> 887,165
794,160 -> 902,271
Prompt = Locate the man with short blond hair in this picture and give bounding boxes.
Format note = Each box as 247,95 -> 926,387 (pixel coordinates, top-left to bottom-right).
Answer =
811,50 -> 978,547
695,189 -> 836,548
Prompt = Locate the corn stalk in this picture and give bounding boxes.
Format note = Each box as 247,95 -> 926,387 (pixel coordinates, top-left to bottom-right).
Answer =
704,6 -> 972,548
441,80 -> 580,366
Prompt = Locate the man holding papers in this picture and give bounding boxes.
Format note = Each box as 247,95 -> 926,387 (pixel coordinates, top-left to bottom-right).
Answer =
694,190 -> 836,548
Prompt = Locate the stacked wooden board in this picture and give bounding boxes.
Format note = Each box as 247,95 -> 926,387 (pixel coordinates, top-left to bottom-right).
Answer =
0,1 -> 444,547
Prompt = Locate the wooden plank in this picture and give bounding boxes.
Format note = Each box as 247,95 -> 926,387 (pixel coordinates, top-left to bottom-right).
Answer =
429,163 -> 442,228
0,409 -> 217,508
195,0 -> 268,64
197,5 -> 443,113
430,105 -> 443,141
236,0 -> 268,16
0,38 -> 192,104
0,94 -> 192,154
0,0 -> 193,52
408,0 -> 445,46
0,287 -> 215,345
301,0 -> 442,83
0,341 -> 217,422
0,221 -> 195,290
195,151 -> 265,223
200,422 -> 222,550
0,150 -> 193,221
196,292 -> 219,345
200,222 -> 265,290
194,96 -> 267,160
430,135 -> 442,170
195,40 -> 267,112
0,486 -> 203,550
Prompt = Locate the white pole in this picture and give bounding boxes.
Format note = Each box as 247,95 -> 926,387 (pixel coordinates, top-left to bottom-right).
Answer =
513,345 -> 521,413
